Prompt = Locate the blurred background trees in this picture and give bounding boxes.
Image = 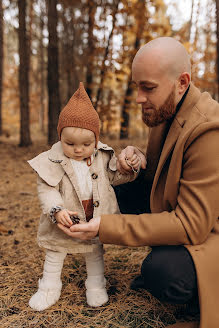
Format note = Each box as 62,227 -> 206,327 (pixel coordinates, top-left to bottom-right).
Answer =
0,0 -> 218,145
0,0 -> 3,136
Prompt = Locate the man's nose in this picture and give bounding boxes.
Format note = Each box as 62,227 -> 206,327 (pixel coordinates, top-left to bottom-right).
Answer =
136,90 -> 147,104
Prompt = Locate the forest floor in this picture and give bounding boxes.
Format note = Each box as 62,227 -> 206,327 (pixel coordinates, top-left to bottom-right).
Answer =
0,133 -> 197,328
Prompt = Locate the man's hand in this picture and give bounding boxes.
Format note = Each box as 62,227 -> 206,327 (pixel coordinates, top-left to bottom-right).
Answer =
126,153 -> 141,172
57,216 -> 100,240
117,146 -> 146,174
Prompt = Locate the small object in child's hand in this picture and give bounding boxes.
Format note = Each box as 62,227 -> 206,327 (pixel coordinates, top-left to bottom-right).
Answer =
70,215 -> 80,225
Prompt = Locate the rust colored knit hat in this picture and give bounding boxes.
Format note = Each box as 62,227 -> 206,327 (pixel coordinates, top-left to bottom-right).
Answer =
57,82 -> 100,144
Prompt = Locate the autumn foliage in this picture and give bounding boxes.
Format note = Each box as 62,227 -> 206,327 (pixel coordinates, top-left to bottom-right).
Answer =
0,0 -> 218,144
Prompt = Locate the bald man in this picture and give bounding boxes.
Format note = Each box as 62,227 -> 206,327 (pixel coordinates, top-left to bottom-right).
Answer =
58,37 -> 219,328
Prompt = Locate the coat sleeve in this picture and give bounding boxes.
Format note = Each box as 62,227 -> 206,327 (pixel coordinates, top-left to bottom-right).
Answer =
37,176 -> 64,215
99,126 -> 219,246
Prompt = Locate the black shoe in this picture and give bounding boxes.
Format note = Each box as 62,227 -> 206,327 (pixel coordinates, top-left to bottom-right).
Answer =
130,275 -> 145,290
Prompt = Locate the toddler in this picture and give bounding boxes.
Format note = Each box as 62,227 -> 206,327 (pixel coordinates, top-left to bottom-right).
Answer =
28,82 -> 141,311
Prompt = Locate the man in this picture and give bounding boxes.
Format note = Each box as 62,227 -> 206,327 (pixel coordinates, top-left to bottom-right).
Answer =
58,37 -> 219,328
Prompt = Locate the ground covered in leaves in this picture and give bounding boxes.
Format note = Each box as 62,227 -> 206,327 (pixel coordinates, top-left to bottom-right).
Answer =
0,135 -> 194,328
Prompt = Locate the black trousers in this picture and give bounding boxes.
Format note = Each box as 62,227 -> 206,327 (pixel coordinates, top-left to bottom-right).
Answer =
114,179 -> 198,306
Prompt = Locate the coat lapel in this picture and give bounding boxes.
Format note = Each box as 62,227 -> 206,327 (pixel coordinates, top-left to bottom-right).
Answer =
60,157 -> 83,203
48,141 -> 83,205
149,83 -> 201,212
144,121 -> 172,183
150,119 -> 182,211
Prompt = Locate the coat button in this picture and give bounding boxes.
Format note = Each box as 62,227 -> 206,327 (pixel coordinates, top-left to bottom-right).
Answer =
93,201 -> 99,207
91,173 -> 98,179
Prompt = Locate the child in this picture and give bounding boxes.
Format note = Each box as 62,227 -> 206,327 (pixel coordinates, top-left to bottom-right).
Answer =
28,82 -> 142,311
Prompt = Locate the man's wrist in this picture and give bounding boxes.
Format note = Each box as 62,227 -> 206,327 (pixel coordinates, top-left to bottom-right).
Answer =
95,216 -> 101,236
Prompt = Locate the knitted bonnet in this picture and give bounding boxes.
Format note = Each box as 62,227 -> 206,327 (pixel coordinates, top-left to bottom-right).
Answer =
57,82 -> 100,144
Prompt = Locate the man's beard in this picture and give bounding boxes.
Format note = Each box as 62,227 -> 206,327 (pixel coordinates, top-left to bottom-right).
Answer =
141,86 -> 176,127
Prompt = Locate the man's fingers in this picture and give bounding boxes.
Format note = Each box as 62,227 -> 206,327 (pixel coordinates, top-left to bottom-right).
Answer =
57,217 -> 100,241
58,223 -> 72,235
69,221 -> 92,232
116,160 -> 130,174
135,149 -> 146,169
57,223 -> 94,240
117,146 -> 146,173
130,157 -> 139,165
118,152 -> 133,172
124,146 -> 135,159
140,156 -> 146,169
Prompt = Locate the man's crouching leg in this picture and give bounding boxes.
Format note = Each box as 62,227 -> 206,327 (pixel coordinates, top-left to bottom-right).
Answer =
131,245 -> 199,314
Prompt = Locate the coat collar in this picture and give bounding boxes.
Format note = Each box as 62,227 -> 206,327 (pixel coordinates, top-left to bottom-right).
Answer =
149,83 -> 201,208
174,82 -> 201,128
48,141 -> 114,163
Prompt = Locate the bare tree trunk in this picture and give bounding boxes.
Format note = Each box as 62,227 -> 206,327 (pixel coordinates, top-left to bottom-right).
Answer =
39,2 -> 45,133
216,0 -> 219,99
47,0 -> 60,144
94,0 -> 120,109
68,7 -> 77,98
18,0 -> 32,146
120,0 -> 146,139
0,0 -> 3,135
86,0 -> 96,99
61,6 -> 76,101
28,0 -> 34,58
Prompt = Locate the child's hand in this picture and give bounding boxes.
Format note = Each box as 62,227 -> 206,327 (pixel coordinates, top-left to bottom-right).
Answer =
55,209 -> 77,227
125,154 -> 141,173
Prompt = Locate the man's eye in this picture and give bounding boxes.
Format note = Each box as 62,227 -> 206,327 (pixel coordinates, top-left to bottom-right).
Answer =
67,143 -> 73,146
143,86 -> 155,91
84,144 -> 91,147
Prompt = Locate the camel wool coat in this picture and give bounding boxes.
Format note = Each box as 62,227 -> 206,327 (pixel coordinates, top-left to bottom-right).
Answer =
99,83 -> 219,328
28,141 -> 136,254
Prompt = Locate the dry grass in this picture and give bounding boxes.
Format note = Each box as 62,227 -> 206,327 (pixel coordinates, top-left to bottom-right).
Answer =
0,134 -> 190,328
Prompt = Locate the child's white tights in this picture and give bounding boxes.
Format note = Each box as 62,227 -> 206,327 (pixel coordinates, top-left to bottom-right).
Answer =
29,249 -> 66,311
29,245 -> 108,311
84,245 -> 108,307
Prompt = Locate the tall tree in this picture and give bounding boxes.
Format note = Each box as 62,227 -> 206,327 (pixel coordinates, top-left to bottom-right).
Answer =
86,0 -> 96,99
47,0 -> 60,144
18,0 -> 32,146
0,0 -> 3,135
120,0 -> 148,139
39,0 -> 46,133
216,0 -> 219,99
60,5 -> 77,102
94,0 -> 120,109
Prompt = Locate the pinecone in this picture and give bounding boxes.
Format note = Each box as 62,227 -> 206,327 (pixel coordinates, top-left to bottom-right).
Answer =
70,215 -> 80,225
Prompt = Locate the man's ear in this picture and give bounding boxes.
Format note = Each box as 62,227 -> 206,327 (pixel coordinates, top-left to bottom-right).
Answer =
178,72 -> 190,95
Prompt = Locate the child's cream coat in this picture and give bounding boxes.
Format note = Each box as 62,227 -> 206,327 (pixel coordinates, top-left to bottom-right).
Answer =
28,141 -> 136,254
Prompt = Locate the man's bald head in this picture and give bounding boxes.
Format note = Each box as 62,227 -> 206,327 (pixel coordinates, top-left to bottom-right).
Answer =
132,37 -> 191,127
133,37 -> 191,79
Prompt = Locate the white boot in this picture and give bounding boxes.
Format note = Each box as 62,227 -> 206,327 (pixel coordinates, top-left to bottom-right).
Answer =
29,250 -> 66,311
84,245 -> 109,307
85,275 -> 108,307
29,277 -> 62,311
